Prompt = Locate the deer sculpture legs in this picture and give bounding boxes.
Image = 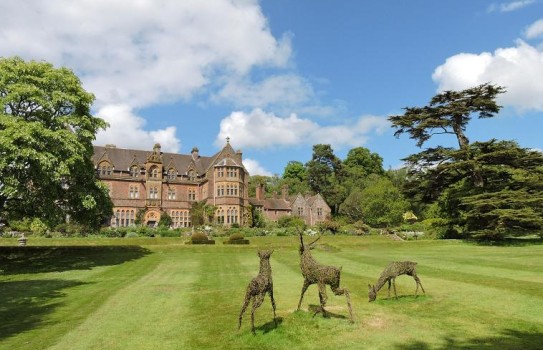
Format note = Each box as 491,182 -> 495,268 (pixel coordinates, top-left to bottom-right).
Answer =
297,279 -> 353,322
238,250 -> 277,334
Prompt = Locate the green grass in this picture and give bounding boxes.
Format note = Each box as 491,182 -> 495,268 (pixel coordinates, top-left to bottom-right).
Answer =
1,236 -> 542,349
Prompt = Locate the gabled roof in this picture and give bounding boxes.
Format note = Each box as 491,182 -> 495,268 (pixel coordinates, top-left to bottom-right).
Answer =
92,145 -> 215,174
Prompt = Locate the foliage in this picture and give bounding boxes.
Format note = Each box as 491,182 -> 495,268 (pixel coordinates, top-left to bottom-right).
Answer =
403,211 -> 418,224
8,218 -> 32,232
358,175 -> 410,227
190,200 -> 216,226
353,220 -> 370,235
318,219 -> 341,234
158,211 -> 172,228
389,84 -> 543,240
125,232 -> 139,238
189,231 -> 215,244
389,83 -> 505,150
338,189 -> 364,222
406,140 -> 543,239
30,218 -> 48,236
249,204 -> 265,228
343,147 -> 385,191
135,209 -> 146,226
0,57 -> 112,229
306,144 -> 345,214
277,215 -> 306,229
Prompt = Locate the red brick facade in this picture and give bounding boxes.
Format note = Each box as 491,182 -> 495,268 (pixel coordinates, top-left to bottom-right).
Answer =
93,140 -> 249,227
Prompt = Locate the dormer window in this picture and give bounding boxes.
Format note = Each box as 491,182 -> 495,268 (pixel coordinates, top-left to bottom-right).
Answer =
98,162 -> 112,176
188,170 -> 195,181
168,168 -> 176,180
130,165 -> 139,177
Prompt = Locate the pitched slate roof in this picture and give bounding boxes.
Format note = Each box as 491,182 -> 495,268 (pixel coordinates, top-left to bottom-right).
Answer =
92,145 -> 217,175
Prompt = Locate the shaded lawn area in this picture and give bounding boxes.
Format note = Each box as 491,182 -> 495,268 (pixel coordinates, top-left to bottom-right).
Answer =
0,236 -> 542,349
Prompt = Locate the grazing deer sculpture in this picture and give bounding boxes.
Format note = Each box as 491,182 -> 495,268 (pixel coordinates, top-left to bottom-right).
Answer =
238,250 -> 277,334
368,261 -> 425,302
297,233 -> 353,321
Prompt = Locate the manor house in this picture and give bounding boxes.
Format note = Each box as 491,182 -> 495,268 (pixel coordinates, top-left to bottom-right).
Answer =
93,139 -> 330,227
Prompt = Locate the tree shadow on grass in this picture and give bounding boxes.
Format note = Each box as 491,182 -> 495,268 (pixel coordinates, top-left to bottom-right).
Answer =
394,329 -> 543,350
0,246 -> 151,275
467,237 -> 543,247
0,279 -> 86,340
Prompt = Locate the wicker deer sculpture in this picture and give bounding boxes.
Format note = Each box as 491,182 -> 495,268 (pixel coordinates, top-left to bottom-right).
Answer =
368,261 -> 425,301
238,250 -> 277,334
297,233 -> 353,321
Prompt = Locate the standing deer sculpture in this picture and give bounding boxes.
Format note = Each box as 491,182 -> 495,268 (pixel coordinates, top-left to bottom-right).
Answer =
368,261 -> 425,302
297,233 -> 353,322
238,250 -> 277,334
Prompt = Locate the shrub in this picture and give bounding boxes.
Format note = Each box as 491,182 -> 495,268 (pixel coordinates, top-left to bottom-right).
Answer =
228,232 -> 244,241
8,218 -> 32,233
125,232 -> 139,238
225,231 -> 249,245
189,231 -> 215,244
319,219 -> 341,234
277,215 -> 306,229
30,218 -> 48,236
353,220 -> 370,235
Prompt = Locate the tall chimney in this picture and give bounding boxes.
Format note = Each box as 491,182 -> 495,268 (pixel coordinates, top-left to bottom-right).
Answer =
191,147 -> 199,160
256,183 -> 265,201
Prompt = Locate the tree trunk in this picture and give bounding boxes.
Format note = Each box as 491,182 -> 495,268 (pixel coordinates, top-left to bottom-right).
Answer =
452,118 -> 483,187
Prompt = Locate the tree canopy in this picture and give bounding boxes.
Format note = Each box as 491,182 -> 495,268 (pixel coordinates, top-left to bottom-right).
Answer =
306,144 -> 346,214
0,57 -> 112,229
390,83 -> 543,239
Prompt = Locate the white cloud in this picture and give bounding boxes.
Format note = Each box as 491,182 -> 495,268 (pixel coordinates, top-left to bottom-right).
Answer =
213,74 -> 313,109
488,0 -> 535,12
525,19 -> 543,39
95,104 -> 181,153
0,0 -> 293,150
0,0 -> 291,109
242,158 -> 272,176
215,108 -> 389,150
432,41 -> 543,112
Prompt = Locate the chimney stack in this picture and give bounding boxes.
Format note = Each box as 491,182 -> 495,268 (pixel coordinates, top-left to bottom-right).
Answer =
282,185 -> 288,200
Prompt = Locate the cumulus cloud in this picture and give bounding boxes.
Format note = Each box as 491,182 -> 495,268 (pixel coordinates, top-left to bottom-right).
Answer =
215,109 -> 389,150
0,0 -> 292,149
525,18 -> 543,39
488,0 -> 535,12
212,74 -> 313,109
95,104 -> 181,153
242,158 -> 273,176
0,0 -> 291,108
432,41 -> 543,111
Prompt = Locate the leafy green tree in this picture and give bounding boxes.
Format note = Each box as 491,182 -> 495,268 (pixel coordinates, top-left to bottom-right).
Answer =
389,83 -> 505,187
306,144 -> 345,214
190,200 -> 206,227
158,211 -> 173,228
281,160 -> 310,195
390,84 -> 543,239
283,161 -> 307,181
343,147 -> 385,190
358,175 -> 409,227
0,57 -> 111,229
338,189 -> 364,222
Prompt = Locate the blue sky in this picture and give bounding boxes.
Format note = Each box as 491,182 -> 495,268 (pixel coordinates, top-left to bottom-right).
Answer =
1,1 -> 542,175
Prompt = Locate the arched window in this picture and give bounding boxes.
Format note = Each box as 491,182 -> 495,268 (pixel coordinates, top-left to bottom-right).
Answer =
150,166 -> 159,179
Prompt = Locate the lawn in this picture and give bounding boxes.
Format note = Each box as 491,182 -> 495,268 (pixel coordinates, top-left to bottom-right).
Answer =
1,236 -> 542,349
